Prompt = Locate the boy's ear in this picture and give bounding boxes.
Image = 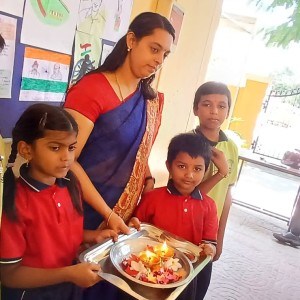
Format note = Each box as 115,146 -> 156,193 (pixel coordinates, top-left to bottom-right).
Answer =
17,141 -> 33,161
193,106 -> 198,116
165,160 -> 170,173
226,109 -> 230,119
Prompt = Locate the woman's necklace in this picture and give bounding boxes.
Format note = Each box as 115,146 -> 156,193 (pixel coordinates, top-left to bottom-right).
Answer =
114,72 -> 124,102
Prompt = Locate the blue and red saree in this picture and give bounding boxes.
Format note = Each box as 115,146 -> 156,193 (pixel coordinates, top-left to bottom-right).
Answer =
78,87 -> 162,230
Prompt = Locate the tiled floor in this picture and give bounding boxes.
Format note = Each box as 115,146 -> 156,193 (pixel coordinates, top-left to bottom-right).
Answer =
205,204 -> 300,300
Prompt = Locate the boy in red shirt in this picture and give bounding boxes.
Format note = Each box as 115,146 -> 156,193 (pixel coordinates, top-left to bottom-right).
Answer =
134,133 -> 218,299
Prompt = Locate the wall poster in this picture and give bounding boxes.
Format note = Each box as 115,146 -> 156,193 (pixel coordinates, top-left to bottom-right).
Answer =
21,0 -> 81,54
70,30 -> 102,85
77,0 -> 133,42
0,14 -> 17,98
19,47 -> 71,102
0,0 -> 25,17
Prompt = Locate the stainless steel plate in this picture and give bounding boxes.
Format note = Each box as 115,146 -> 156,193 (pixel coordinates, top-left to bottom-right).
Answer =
110,238 -> 194,289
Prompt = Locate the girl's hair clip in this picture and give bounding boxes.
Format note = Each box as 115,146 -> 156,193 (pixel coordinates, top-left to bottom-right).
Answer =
39,112 -> 48,129
6,162 -> 15,168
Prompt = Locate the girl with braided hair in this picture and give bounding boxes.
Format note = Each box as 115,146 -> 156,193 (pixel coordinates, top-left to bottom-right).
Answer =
0,103 -> 117,300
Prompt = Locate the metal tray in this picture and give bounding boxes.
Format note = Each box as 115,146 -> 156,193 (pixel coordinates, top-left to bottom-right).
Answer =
110,238 -> 193,288
79,223 -> 211,300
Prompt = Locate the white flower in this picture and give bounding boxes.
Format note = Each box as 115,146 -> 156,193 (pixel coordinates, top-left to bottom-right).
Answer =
130,260 -> 147,273
164,258 -> 182,271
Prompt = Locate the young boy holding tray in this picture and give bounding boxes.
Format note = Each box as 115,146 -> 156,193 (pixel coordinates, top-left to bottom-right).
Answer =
133,133 -> 218,299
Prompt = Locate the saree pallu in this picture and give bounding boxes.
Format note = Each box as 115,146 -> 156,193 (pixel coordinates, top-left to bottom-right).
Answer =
78,89 -> 162,229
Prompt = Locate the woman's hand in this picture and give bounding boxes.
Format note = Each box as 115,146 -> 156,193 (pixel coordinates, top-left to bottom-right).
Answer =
211,147 -> 228,176
83,229 -> 118,244
128,217 -> 141,230
107,211 -> 131,234
199,243 -> 216,259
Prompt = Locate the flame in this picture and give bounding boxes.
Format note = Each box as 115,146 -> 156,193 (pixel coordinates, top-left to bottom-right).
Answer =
145,250 -> 153,258
161,241 -> 168,252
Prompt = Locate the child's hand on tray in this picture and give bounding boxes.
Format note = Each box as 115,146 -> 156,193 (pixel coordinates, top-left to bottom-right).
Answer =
199,243 -> 216,259
68,262 -> 102,287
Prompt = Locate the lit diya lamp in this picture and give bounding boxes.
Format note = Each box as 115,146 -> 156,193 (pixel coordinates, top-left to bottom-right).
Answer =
139,249 -> 160,268
154,241 -> 175,259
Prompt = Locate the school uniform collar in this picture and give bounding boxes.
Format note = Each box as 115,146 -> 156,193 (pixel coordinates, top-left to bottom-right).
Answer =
193,126 -> 228,146
19,163 -> 69,192
166,179 -> 203,200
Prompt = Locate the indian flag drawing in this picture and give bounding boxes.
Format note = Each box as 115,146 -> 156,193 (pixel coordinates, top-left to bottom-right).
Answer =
19,47 -> 71,102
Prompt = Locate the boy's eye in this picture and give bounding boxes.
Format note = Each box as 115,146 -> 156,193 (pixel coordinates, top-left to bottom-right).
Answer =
194,167 -> 203,172
69,145 -> 77,151
177,164 -> 185,169
201,103 -> 210,107
50,146 -> 60,151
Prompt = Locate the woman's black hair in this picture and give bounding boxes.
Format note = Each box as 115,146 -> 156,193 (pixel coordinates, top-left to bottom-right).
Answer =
3,103 -> 82,221
90,12 -> 175,100
167,133 -> 212,171
193,81 -> 232,111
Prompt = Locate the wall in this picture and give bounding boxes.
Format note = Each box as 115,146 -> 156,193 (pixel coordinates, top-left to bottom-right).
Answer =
225,84 -> 239,129
229,75 -> 269,147
145,0 -> 224,185
131,0 -> 158,18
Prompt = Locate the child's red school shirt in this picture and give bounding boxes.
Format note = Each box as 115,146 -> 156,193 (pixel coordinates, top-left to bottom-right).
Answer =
134,180 -> 218,245
0,164 -> 83,268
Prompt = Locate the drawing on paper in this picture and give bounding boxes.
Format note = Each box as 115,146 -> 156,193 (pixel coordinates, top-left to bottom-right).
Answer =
71,43 -> 95,84
28,60 -> 40,78
20,47 -> 71,102
113,0 -> 123,32
30,0 -> 70,25
50,63 -> 63,81
77,0 -> 106,36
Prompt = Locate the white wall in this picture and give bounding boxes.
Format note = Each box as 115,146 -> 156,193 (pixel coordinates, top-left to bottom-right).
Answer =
148,0 -> 224,185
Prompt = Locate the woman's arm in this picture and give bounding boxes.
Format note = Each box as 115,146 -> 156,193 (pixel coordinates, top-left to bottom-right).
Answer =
0,262 -> 101,289
65,108 -> 129,234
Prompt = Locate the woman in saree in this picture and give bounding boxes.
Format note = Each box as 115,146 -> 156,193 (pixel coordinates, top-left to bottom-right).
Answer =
64,12 -> 175,235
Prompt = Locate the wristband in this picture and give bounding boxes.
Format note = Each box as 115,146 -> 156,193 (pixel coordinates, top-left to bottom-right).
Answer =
217,172 -> 228,179
144,176 -> 155,184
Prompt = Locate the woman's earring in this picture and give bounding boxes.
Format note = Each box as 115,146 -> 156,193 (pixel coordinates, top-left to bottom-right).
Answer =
127,47 -> 131,52
26,161 -> 29,168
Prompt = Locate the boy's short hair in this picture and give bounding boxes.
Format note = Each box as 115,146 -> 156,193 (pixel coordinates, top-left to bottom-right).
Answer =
193,81 -> 232,111
167,133 -> 212,170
